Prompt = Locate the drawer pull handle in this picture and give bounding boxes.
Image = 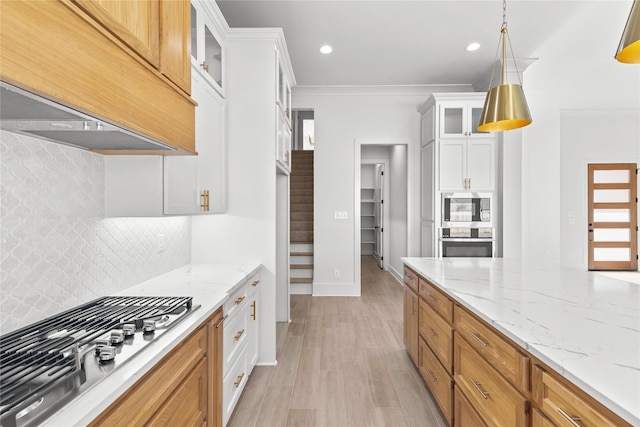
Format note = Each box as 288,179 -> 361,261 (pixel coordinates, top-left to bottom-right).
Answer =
234,373 -> 245,388
428,327 -> 438,337
429,295 -> 437,302
469,378 -> 490,399
251,301 -> 257,320
234,329 -> 245,341
215,314 -> 228,329
557,408 -> 582,427
252,280 -> 260,287
469,331 -> 489,347
235,296 -> 246,305
427,370 -> 438,383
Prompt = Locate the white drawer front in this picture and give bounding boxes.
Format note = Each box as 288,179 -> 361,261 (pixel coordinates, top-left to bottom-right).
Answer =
223,306 -> 249,371
222,349 -> 248,426
224,281 -> 249,319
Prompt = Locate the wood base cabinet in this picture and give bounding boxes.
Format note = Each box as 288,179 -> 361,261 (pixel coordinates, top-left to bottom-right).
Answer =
403,285 -> 419,364
403,264 -> 633,427
90,308 -> 223,427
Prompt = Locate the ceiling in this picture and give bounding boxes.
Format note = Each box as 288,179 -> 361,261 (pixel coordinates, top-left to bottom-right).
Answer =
216,1 -> 593,88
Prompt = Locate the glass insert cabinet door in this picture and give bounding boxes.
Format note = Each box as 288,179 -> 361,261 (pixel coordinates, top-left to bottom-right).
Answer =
588,163 -> 638,271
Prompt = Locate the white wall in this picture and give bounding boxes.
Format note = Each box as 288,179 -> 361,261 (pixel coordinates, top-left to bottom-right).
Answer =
513,2 -> 640,264
293,85 -> 472,295
191,36 -> 279,365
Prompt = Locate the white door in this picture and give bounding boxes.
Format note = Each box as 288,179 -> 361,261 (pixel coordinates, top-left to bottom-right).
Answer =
374,164 -> 384,268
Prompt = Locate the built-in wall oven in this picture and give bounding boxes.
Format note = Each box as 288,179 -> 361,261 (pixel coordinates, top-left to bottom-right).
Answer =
440,193 -> 494,257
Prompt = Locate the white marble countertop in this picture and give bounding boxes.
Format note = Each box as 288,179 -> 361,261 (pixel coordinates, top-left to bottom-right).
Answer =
401,257 -> 640,426
43,262 -> 261,427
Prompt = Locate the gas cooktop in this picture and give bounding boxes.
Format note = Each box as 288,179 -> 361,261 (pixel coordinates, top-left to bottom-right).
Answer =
0,296 -> 199,427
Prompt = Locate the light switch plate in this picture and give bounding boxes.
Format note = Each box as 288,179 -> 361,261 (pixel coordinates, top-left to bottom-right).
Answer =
334,211 -> 348,219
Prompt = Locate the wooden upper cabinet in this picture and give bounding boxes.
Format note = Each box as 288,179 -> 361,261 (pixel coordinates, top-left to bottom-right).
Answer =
160,0 -> 191,94
73,0 -> 160,67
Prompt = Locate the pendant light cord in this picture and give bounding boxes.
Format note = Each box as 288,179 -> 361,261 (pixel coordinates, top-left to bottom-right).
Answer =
487,0 -> 524,88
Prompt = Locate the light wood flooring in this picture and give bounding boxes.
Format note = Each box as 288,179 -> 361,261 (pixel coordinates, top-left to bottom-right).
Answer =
227,256 -> 447,427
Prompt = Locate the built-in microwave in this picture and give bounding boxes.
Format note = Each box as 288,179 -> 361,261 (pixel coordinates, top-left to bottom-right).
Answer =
442,193 -> 492,226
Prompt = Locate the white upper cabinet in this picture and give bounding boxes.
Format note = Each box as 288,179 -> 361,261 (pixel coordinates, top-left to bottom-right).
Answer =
164,68 -> 226,214
275,49 -> 293,175
439,139 -> 494,191
276,50 -> 292,128
191,0 -> 225,96
439,100 -> 490,138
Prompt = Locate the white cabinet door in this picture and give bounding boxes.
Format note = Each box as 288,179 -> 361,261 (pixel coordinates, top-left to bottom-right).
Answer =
439,140 -> 466,191
439,100 -> 490,138
276,109 -> 291,175
439,139 -> 495,191
191,1 -> 224,96
164,67 -> 226,214
466,140 -> 494,190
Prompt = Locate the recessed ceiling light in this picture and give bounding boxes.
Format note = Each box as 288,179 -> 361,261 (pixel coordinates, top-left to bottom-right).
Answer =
466,42 -> 481,52
320,45 -> 332,54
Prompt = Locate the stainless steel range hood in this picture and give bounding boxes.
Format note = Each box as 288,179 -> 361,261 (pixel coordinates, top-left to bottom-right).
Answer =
0,82 -> 176,152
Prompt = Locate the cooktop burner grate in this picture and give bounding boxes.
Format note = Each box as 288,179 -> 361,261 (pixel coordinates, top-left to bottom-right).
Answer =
0,296 -> 193,421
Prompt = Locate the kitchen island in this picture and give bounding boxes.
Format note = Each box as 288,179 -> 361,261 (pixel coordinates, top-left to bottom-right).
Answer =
42,263 -> 261,427
402,257 -> 639,426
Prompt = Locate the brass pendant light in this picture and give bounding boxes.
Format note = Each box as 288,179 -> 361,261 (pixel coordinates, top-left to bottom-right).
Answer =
616,0 -> 640,63
478,0 -> 532,132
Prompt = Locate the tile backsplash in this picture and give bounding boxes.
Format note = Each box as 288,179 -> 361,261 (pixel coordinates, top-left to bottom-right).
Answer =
0,131 -> 191,333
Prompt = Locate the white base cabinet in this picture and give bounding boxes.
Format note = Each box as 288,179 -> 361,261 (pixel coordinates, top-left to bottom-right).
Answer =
222,271 -> 261,426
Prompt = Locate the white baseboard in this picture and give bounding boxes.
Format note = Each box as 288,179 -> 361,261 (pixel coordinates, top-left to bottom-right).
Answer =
255,360 -> 278,367
388,265 -> 403,285
290,282 -> 313,294
312,282 -> 361,296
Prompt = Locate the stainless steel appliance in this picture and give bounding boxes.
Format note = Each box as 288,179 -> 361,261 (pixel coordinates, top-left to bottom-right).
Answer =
0,296 -> 199,427
440,227 -> 494,257
442,193 -> 492,226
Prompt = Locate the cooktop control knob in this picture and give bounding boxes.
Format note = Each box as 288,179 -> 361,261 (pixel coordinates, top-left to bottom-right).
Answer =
122,324 -> 135,337
110,330 -> 124,345
95,339 -> 110,355
98,345 -> 116,363
142,319 -> 156,334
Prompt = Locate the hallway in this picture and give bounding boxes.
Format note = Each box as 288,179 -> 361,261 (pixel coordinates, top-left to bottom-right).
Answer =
227,256 -> 448,427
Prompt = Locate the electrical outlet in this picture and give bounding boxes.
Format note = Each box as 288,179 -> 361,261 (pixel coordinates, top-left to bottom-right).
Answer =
157,233 -> 166,253
334,269 -> 340,278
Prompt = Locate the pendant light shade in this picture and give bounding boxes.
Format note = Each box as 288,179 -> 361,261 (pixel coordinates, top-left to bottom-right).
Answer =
616,0 -> 640,63
478,84 -> 531,132
477,1 -> 532,132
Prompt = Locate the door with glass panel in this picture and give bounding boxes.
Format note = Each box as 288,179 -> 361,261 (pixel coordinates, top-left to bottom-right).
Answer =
588,163 -> 638,270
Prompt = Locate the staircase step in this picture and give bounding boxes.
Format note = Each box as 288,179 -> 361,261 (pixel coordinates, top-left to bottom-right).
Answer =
291,252 -> 314,257
291,169 -> 313,176
291,196 -> 313,204
290,277 -> 313,284
291,204 -> 313,213
290,175 -> 313,182
290,264 -> 313,269
290,221 -> 313,232
291,188 -> 313,196
291,230 -> 313,243
291,212 -> 313,222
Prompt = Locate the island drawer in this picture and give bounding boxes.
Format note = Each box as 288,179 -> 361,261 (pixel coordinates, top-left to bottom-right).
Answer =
454,306 -> 529,392
419,298 -> 453,371
455,384 -> 487,427
532,365 -> 626,427
418,336 -> 452,426
404,266 -> 419,293
454,331 -> 529,427
419,278 -> 453,323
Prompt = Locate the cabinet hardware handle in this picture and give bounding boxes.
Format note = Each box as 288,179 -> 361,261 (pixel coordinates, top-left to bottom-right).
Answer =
468,178 -> 471,188
234,373 -> 245,388
469,378 -> 490,399
251,280 -> 260,287
251,301 -> 256,320
427,370 -> 438,382
469,331 -> 489,347
235,296 -> 245,305
412,297 -> 416,315
234,329 -> 245,341
200,61 -> 209,72
556,408 -> 582,427
200,190 -> 210,212
428,327 -> 438,337
215,314 -> 228,329
429,294 -> 437,302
